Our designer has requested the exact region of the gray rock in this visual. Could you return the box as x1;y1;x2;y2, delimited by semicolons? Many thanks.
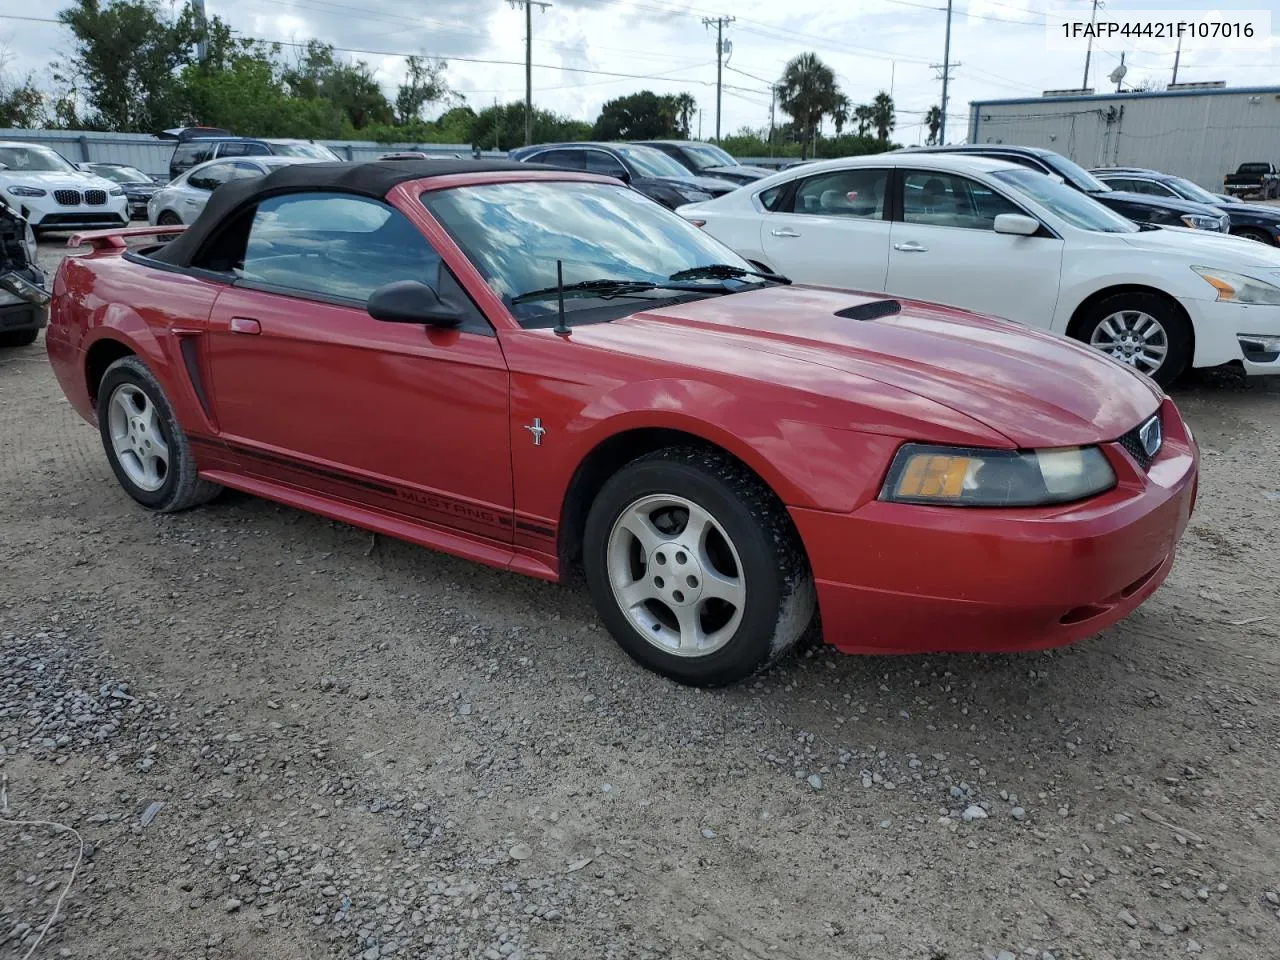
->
807;774;823;791
1186;940;1202;954
700;828;717;839
1117;909;1137;928
1011;807;1026;820
962;804;988;822
508;843;532;861
225;898;242;913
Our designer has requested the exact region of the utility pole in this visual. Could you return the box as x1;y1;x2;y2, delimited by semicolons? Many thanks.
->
930;0;958;144
192;0;208;61
1114;51;1125;92
1172;34;1182;84
768;85;776;157
509;0;552;146
702;15;735;144
1082;0;1102;90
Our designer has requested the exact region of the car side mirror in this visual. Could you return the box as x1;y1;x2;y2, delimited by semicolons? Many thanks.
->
367;280;464;328
993;213;1041;237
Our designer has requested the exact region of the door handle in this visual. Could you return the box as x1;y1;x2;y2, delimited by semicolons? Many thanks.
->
771;228;801;238
893;241;928;252
229;317;261;335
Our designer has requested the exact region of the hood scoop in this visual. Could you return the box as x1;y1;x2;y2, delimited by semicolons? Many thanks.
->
835;299;901;322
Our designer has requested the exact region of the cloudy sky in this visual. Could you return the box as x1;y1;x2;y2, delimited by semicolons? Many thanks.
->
1;0;1277;142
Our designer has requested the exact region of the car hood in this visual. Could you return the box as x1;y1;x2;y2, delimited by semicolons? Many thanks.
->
0;171;116;191
1096;189;1221;217
575;284;1162;448
700;164;771;181
642;174;735;195
1119;226;1280;268
1223;201;1280;222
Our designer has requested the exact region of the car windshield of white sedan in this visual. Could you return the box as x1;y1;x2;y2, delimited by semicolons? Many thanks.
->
614;145;694;179
682;144;737;170
423;181;764;325
0;145;76;173
993;169;1139;233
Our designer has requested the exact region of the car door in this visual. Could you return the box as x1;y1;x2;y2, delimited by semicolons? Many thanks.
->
757;166;893;291
182;161;240;221
885;169;1064;328
201;190;514;543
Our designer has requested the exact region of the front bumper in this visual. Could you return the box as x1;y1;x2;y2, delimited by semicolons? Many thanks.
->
19;196;130;231
1180;294;1280;374
791;398;1198;655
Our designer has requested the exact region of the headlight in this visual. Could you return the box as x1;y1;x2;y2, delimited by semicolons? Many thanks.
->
677;189;713;202
109;186;125;196
880;443;1116;507
1180;214;1220;230
22;222;37;263
6;185;47;197
1191;266;1280;305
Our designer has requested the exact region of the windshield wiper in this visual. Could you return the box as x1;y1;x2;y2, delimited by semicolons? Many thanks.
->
668;263;790;284
510;278;657;304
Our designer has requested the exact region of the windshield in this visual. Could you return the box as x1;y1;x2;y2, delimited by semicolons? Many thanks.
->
270;142;341;160
682;143;737;170
1042;153;1112;193
0;145;76;173
1238;163;1271;175
614;144;694;179
1167;176;1221;205
88;164;152;184
994;168;1139;233
422;180;760;326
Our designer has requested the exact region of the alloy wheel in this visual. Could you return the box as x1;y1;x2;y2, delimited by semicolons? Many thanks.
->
107;383;169;492
605;494;746;657
1090;309;1169;376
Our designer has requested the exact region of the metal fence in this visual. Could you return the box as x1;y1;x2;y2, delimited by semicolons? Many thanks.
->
0;128;504;180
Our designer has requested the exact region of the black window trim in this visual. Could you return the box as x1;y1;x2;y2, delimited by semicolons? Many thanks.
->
583;147;628;178
894;166;1061;239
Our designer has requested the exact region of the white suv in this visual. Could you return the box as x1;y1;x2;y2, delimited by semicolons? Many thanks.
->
0;142;129;235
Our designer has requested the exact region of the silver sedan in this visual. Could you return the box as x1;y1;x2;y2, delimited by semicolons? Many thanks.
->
148;156;327;226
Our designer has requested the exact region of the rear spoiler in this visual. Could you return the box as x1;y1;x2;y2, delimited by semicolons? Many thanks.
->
68;224;187;250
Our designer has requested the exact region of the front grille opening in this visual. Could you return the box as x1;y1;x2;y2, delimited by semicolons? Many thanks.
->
1116;412;1163;471
84;189;107;205
54;189;83;206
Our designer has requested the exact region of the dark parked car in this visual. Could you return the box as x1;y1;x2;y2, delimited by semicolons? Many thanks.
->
167;128;341;180
902;144;1230;234
637;140;773;185
507;142;736;208
1093;166;1280;246
0;204;49;347
1223;161;1280;200
78;162;160;220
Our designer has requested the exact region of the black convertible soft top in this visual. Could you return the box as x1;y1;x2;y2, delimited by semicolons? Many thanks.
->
150;158;541;267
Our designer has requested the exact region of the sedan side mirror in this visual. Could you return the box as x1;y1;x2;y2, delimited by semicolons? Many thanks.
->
993;213;1041;237
367;280;464;328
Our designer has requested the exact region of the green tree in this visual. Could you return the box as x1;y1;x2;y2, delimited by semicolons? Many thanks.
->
471;101;590;151
395;55;453;125
673;93;697;138
832;93;851;136
282;40;393;130
0;70;49;128
925;104;942;145
853;104;873;137
870;91;895;142
776;53;842;159
56;0;200;131
592;90;687;140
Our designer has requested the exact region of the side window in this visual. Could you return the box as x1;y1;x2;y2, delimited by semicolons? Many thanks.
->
758;185;783;210
188;162;236;191
789;168;888;219
1100;177;1135;192
216;142;249;158
536;149;586;171
585;150;627;178
230;192;486;330
244;142;272;156
1135;179;1175;197
230;161;268;181
902;171;1021;229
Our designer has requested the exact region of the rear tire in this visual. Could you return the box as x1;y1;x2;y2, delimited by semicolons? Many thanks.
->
96;356;221;513
1071;291;1192;389
583;446;816;688
0;328;38;347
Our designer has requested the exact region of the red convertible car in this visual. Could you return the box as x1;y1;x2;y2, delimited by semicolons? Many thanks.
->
45;160;1199;687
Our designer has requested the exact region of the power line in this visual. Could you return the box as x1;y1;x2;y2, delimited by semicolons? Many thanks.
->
507;0;552;147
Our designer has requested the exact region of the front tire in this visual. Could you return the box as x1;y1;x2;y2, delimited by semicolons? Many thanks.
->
0;328;38;347
1233;227;1275;245
96;356;221;513
1072;292;1192;389
583;447;816;687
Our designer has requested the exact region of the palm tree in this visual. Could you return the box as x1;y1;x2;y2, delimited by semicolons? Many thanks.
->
854;104;873;137
925;104;942;145
673;93;697;138
832;93;851;136
871;91;896;142
776;52;842;159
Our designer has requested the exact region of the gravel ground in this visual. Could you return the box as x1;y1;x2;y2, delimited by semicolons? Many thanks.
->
2;240;1279;960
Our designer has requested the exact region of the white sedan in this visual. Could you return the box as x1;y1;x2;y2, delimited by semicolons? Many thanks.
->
149;156;326;226
676;153;1280;386
0;141;129;234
